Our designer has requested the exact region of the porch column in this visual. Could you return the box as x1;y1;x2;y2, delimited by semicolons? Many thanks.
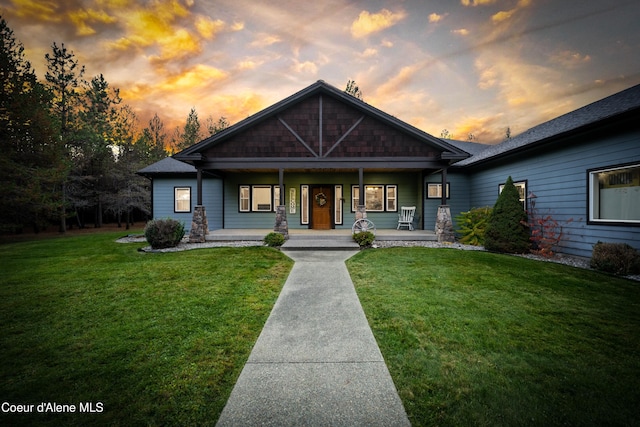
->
189;166;209;243
435;167;454;243
356;168;366;220
274;168;289;238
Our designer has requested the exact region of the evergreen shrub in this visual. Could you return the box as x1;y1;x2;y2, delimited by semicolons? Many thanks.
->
484;176;530;253
144;218;185;249
353;231;375;248
455;206;492;246
264;232;285;247
590;242;640;276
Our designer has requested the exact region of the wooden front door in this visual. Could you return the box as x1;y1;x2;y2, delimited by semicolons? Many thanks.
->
311;186;333;230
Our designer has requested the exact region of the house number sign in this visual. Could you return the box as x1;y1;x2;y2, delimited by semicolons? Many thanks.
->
289;188;296;214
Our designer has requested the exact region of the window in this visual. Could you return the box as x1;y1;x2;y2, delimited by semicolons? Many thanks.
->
351;185;398;212
589;163;640;224
252;185;272;212
426;183;450;199
499;180;527;209
301;185;309;224
174;187;191;212
334;185;343;225
365;185;384;211
273;186;281;209
239;185;281;212
239;186;250;212
386;185;397;211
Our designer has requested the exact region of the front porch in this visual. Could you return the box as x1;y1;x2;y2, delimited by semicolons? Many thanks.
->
205;228;437;250
205;228;437;241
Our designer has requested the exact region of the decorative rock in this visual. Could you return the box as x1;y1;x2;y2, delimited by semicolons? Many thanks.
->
274;205;289;239
189;205;209;243
436;205;455;243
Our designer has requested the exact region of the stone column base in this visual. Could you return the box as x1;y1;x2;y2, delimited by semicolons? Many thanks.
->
436;205;455;243
189;205;208;243
355;205;367;221
274;205;289;239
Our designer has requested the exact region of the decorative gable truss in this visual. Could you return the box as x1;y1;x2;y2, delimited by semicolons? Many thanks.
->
176;81;467;171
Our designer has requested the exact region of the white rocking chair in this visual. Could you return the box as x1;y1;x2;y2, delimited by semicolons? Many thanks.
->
397;206;416;231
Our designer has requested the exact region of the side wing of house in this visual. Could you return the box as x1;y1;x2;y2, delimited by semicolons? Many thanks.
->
137;157;223;232
451;110;639;258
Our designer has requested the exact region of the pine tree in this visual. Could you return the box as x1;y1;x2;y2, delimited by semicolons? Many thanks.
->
484;176;530;253
0;18;65;232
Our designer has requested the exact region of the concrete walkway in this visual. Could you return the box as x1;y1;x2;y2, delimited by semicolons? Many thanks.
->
216;250;411;426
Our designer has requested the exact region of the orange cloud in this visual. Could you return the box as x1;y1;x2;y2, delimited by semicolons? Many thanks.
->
453;114;505;143
204;92;266;124
8;0;61;21
195;15;225;39
453;28;470;36
491;0;531;24
377;64;422;97
550;50;591;69
159;64;228;91
429;13;446;23
350;9;406;38
250;34;282;48
68;8;117;36
461;0;496;6
359;47;378;58
291;60;318;75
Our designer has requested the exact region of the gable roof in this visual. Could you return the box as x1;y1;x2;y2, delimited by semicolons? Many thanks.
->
456;83;640;167
137;156;196;177
442;139;492;156
174;80;469;166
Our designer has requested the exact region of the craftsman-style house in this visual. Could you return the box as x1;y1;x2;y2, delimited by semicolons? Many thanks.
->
138;81;640;258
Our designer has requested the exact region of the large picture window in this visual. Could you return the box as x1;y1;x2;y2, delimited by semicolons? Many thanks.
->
351;185;398;212
238;185;281;212
174;187;191;213
589;163;640;224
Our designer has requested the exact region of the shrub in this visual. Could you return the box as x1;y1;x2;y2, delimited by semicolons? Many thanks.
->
455;206;492;246
264;232;285;247
590;242;640;276
484;176;530;254
144;218;185;249
524;191;573;258
353;231;375;248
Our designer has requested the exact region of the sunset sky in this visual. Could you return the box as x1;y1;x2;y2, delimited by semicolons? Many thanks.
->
2;0;639;143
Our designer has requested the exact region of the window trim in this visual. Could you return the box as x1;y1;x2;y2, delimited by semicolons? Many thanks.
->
238;185;282;213
386;184;398;212
498;179;527;211
174;187;192;213
300;185;309;225
351;184;398;212
587;162;640;226
239;185;250;212
334;185;343;225
426;183;450;200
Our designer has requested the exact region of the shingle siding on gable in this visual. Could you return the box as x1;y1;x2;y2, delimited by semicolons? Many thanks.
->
453;128;640;258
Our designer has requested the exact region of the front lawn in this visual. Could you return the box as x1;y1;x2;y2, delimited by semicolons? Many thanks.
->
348;248;640;427
0;233;293;426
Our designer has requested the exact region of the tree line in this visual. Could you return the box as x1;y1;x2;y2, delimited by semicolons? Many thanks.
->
0;17;228;234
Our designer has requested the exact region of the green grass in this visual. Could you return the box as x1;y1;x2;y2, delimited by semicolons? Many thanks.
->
348;248;640;427
0;232;293;426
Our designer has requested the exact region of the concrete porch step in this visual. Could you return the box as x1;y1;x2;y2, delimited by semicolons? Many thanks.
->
281;235;360;250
